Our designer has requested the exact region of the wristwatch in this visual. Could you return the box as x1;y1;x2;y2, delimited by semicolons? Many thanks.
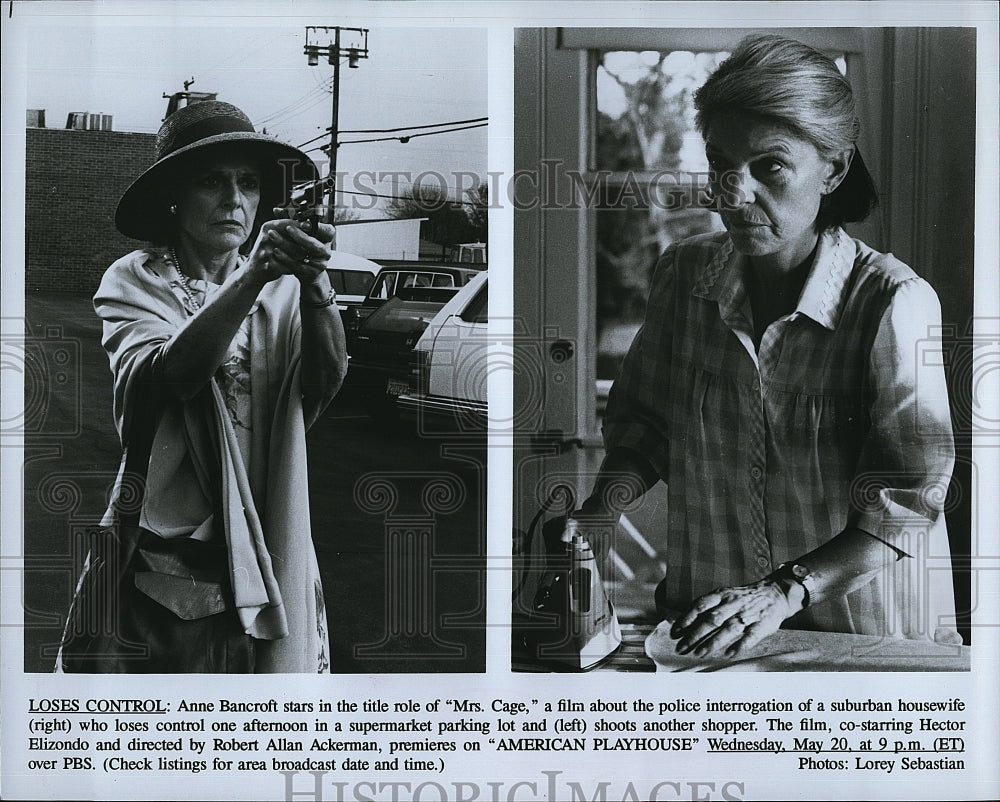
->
773;562;815;609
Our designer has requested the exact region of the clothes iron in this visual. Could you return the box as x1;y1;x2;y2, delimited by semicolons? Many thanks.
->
516;514;622;670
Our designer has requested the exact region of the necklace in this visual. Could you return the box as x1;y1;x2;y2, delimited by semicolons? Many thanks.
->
169;248;201;312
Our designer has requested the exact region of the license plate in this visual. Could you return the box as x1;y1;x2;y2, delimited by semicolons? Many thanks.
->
386;379;408;397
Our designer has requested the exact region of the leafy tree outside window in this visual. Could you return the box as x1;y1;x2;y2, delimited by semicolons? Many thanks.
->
594;50;728;381
593;49;846;382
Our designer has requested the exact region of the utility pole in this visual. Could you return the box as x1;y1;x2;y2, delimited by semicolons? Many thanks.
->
304;26;370;223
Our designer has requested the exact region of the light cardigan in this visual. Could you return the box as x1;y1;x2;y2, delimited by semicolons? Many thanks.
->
95;248;330;673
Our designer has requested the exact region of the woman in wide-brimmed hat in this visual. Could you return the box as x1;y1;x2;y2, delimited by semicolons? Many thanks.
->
58;100;347;673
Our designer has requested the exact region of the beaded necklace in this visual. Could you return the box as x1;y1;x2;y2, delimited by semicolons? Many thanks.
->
168;248;202;312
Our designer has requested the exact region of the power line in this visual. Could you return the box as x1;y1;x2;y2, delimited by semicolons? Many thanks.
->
278;91;335;126
288;177;486;208
339;116;487;134
295;117;488;150
256;85;329;124
254;79;333;127
336;187;487;207
366;171;483;194
255;91;331;129
293;171;488;202
297;129;334;150
336;122;487;148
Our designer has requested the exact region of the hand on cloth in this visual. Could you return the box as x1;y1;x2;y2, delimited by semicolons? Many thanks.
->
670;578;804;659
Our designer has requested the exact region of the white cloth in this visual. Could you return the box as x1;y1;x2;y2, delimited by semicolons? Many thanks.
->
94;248;330;672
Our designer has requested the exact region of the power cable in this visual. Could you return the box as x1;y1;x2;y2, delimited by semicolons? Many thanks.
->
254;78;334;127
336;187;488;207
339;116;487;134
335;122;487;148
287;176;487;209
255;86;329;125
295;117;488;150
297;129;333;150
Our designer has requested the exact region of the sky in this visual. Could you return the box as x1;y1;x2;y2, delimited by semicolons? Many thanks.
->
20;10;488;216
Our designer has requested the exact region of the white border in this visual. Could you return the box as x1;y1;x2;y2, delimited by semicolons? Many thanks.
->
2;2;997;801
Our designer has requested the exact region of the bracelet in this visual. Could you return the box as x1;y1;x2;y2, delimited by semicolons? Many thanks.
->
300;287;337;309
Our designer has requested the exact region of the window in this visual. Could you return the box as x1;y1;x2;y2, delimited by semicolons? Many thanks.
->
327;269;377;297
370;272;397;301
460;285;488;324
594;49;728;380
514;28;868;439
592;46;847;381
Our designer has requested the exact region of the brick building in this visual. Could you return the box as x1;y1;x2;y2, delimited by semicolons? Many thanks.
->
25;121;155;294
24;103;475;293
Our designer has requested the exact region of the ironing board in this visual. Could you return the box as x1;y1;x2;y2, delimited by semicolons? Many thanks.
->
514;622;970;672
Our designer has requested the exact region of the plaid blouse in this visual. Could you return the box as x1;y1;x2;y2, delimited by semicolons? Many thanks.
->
604;227;958;640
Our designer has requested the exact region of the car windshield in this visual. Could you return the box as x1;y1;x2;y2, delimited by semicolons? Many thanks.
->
365;298;447;334
327;269;376;296
369;270;460;300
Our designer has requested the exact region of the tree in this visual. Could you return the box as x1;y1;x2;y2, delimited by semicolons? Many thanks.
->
332;205;361;223
598;53;688;172
594;50;726;378
595;51;727;307
387;182;486;249
466;182;489;245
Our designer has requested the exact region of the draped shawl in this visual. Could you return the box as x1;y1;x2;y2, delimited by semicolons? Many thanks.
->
95;248;329;673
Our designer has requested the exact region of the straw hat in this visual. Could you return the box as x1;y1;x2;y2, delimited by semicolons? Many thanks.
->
115;100;319;242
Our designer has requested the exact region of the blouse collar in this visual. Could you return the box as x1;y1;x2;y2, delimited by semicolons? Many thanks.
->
694;227;856;331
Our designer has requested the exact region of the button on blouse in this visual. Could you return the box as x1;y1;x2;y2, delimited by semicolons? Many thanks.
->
603;228;956;639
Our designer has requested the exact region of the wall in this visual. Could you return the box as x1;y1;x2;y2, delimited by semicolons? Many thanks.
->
25;127;155;294
335;217;424;260
878;28;978;640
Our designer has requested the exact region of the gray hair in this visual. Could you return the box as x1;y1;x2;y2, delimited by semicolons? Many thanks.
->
694;34;877;225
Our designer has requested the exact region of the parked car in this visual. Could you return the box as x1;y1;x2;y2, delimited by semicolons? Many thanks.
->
344;262;485;348
398;271;488;431
325;251;381;329
347;286;460;419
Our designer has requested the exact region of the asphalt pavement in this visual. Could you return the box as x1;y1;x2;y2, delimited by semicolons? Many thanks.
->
20;291;485;673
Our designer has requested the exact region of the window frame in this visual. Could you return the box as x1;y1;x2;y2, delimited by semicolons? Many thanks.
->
564;28;876;438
